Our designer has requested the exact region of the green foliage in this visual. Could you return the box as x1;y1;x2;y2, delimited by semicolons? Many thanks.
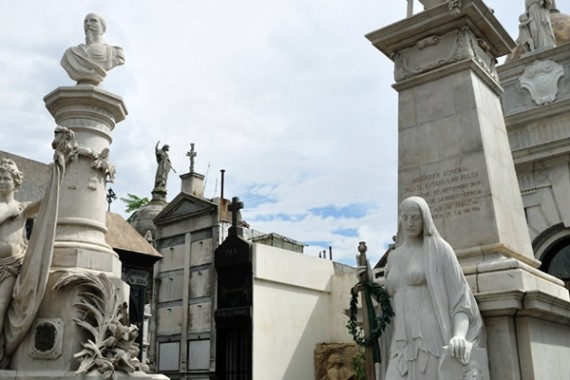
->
351;348;366;380
120;193;149;214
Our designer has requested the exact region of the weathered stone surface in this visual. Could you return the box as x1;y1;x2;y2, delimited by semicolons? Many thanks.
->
314;343;359;380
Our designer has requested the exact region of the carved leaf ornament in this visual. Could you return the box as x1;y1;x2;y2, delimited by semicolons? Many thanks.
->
519;59;565;105
54;271;147;380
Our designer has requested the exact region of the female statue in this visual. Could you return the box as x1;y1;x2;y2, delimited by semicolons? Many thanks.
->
154;142;175;191
0;159;41;365
525;0;556;50
381;196;486;379
0;127;71;366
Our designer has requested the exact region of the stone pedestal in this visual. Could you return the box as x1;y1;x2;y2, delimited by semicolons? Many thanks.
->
5;85;167;379
180;172;205;198
366;1;570;378
7;85;128;373
44;85;126;256
367;0;534;267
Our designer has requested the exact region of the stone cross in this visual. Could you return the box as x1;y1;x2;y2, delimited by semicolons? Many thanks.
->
228;196;244;228
186;143;197;173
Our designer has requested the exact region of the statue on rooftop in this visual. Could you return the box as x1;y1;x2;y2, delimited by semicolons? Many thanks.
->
61;13;125;85
524;0;556;50
154;142;176;191
517;13;536;52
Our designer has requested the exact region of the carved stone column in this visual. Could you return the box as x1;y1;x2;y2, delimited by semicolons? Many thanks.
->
7;85;130;374
44;84;126;276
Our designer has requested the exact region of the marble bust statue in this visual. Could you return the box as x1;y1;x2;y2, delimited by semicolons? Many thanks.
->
61;13;125;85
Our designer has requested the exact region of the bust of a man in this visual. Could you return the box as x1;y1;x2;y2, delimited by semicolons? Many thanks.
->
61;13;125;85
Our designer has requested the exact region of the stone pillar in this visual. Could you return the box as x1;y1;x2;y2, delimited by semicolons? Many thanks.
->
367;0;535;267
7;85;130;374
366;1;570;379
43;84;126;275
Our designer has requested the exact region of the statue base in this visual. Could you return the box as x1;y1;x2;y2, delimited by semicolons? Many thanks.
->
151;189;168;204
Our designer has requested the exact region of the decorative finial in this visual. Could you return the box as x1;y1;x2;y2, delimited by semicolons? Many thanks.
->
358;241;367;255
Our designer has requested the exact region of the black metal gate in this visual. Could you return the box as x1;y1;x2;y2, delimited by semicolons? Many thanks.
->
216;327;252;380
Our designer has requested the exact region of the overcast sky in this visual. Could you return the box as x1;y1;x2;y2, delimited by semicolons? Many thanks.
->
0;0;545;265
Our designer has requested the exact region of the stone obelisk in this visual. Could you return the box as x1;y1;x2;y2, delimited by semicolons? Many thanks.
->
366;1;570;379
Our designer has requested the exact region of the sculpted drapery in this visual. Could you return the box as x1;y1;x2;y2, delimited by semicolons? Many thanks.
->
525;0;556;50
381;196;486;379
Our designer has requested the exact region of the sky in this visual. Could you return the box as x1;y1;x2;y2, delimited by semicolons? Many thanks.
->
0;0;540;266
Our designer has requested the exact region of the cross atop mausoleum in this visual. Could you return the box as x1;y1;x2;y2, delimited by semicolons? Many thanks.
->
228;196;244;228
186;143;197;173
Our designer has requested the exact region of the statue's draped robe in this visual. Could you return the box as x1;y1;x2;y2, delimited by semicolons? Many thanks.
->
61;43;124;84
154;150;172;190
3;162;62;358
526;0;556;49
380;198;485;379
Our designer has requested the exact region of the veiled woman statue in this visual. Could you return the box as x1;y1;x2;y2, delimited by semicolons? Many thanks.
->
380;196;487;379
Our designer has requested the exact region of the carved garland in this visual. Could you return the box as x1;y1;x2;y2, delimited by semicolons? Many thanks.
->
394;27;497;82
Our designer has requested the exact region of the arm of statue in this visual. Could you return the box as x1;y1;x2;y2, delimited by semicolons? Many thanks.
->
155;141;160;151
22;199;42;219
450;312;472;365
